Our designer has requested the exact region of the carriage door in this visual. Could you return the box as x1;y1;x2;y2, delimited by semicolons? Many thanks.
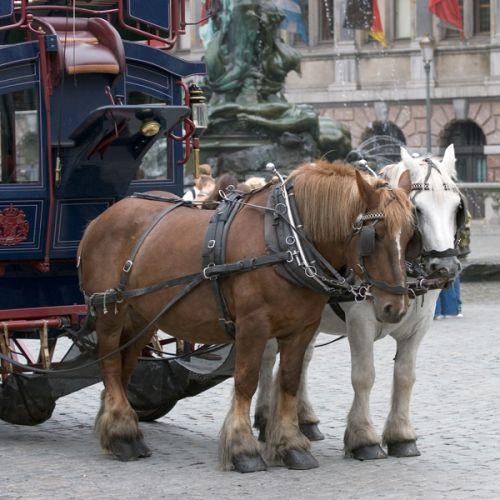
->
0;79;46;262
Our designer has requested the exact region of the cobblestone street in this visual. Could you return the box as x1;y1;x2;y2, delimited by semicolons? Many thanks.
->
1;282;499;500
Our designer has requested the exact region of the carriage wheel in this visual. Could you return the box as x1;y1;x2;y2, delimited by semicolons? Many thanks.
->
128;342;235;422
135;399;177;422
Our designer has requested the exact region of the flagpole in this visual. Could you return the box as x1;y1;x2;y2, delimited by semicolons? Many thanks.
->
419;35;435;154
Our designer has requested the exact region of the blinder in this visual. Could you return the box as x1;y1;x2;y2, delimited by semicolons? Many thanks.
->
359;223;376;257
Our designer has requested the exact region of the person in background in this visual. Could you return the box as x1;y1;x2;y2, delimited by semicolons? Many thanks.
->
182;164;215;202
434;205;472;319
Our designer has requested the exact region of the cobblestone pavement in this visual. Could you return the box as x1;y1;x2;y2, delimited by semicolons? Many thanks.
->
1;282;499;500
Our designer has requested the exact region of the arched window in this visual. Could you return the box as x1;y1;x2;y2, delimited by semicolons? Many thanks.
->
441;120;486;182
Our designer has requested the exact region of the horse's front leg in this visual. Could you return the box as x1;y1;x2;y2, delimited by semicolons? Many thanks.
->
383;332;425;457
253;338;278;442
219;321;269;473
265;328;320;470
344;317;386;460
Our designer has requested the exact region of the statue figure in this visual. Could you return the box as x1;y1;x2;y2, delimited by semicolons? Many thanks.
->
199;0;351;175
201;0;300;105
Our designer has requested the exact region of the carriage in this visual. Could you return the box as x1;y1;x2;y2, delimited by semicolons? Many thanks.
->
0;0;235;426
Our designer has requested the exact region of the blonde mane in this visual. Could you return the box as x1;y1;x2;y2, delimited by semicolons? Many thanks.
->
289;161;413;243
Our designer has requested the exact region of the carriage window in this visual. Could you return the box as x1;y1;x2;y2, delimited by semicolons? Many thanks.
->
0;89;40;183
128;91;168;180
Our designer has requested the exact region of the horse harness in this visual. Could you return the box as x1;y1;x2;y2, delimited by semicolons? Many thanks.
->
408;157;466;261
84;179;407;340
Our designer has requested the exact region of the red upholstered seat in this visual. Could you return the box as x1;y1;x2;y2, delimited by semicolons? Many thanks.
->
35;17;125;75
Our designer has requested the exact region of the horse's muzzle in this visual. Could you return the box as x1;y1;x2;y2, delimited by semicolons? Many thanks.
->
427;256;461;279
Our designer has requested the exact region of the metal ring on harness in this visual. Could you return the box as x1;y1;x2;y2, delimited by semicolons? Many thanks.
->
305;265;317;278
275;202;287;214
285;235;296;245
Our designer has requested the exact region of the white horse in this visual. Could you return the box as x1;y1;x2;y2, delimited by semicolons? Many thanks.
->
255;144;463;460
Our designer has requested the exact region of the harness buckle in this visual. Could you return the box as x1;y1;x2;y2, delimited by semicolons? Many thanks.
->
123;260;133;273
203;263;217;280
207;239;216;249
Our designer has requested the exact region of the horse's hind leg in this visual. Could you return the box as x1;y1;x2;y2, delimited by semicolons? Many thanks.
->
219;320;269;473
265;330;319;470
296;332;324;441
94;309;148;461
344;324;386;460
382;333;424;457
253;338;278;441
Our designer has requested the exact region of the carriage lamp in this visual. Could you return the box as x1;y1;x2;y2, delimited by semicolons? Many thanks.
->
138;108;161;137
188;83;208;178
141;119;161;137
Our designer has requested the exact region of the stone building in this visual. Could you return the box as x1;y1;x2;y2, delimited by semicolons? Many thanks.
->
178;0;500;182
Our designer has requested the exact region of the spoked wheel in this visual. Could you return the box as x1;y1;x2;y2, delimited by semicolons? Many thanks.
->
128;335;235;422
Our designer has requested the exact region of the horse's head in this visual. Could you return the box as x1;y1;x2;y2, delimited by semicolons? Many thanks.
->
290;161;414;323
398;145;463;280
349;170;414;323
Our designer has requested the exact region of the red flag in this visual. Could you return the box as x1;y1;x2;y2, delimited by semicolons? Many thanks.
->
370;0;387;48
429;0;463;35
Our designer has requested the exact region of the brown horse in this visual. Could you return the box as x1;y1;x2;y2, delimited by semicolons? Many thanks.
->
77;160;414;472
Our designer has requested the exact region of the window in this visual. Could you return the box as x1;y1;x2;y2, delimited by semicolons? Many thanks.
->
0;89;39;183
319;0;334;42
394;0;411;39
474;0;490;34
128;91;169;181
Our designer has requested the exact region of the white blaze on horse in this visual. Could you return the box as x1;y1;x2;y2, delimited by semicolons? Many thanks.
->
255;144;463;460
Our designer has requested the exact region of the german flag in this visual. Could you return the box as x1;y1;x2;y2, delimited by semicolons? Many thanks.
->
343;0;388;48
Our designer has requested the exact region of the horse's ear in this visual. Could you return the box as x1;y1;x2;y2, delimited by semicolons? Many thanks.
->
442;144;457;177
398;169;412;195
355;170;376;207
400;147;421;182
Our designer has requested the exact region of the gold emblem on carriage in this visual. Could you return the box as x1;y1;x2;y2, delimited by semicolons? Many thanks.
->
0;205;29;246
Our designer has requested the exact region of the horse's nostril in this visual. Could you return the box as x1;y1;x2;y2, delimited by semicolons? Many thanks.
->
383;304;393;316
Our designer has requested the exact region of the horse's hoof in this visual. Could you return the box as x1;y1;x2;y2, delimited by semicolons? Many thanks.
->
350;444;387;461
283;449;319;470
232;453;267;473
135;438;152;458
387;440;421;458
110;437;151;461
300;423;325;441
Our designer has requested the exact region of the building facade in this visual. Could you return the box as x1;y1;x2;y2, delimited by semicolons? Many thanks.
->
178;0;500;182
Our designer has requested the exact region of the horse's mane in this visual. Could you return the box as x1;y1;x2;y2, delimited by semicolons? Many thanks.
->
289;161;413;243
381;156;459;202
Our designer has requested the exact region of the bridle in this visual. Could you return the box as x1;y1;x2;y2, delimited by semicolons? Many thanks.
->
351;209;409;297
268;169;410;300
409;157;465;261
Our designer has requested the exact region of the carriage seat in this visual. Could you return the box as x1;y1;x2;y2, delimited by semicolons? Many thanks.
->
34;17;125;75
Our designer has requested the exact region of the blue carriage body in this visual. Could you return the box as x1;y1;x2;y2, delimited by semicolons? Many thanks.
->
0;1;205;315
